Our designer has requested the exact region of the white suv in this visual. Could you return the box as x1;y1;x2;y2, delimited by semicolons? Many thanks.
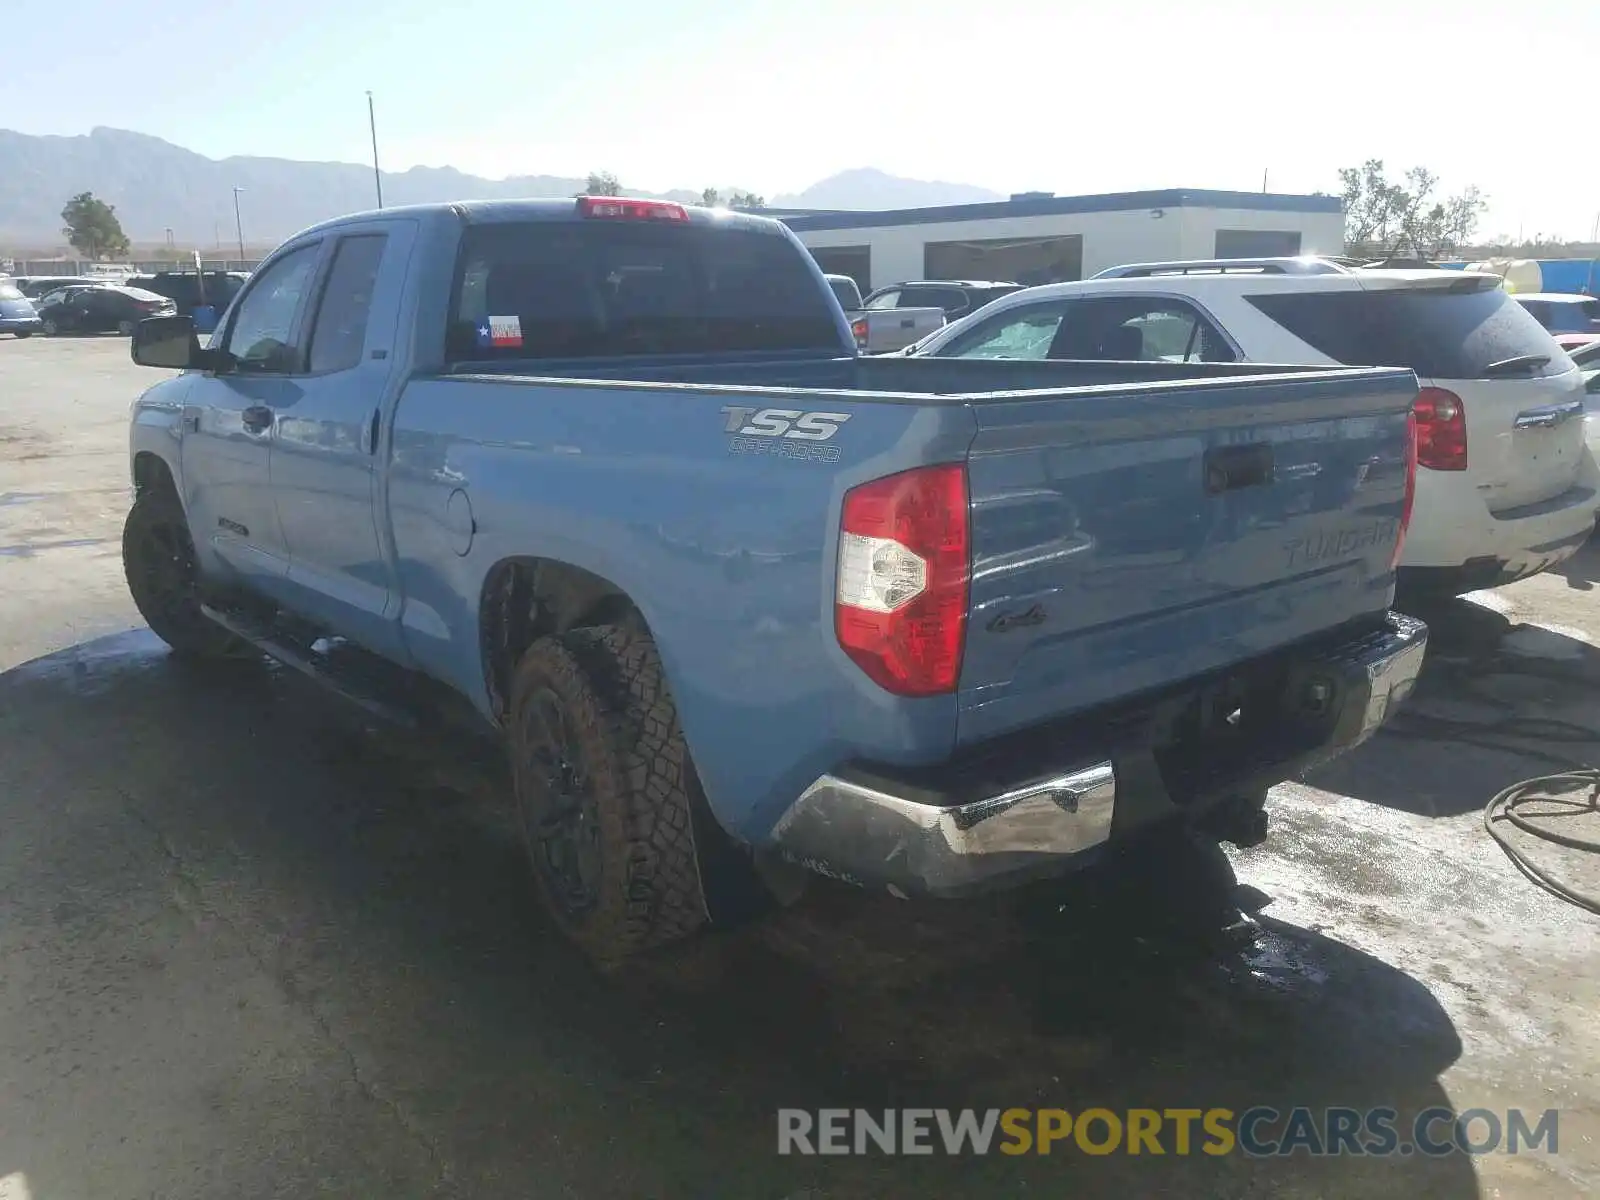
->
910;258;1599;596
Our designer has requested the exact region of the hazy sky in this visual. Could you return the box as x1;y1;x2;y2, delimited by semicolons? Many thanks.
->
10;0;1597;238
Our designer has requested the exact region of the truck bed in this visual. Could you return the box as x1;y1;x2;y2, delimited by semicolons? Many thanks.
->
392;354;1416;840
441;351;1347;396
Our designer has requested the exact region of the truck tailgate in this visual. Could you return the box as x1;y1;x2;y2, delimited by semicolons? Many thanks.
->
957;369;1418;744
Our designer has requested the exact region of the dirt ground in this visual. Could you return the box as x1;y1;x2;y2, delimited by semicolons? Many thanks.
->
1;335;1597;1198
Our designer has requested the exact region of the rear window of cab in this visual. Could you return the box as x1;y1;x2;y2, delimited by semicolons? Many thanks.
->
447;220;843;362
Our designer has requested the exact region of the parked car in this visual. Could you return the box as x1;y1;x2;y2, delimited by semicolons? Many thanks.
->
1569;338;1600;390
38;284;176;335
121;200;1425;966
862;279;1024;324
13;275;103;301
824;273;944;354
0;281;43;338
1515;292;1600;335
125;270;249;317
912;255;1598;598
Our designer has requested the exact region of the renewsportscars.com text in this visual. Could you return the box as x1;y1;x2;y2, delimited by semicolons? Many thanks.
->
777;1106;1559;1158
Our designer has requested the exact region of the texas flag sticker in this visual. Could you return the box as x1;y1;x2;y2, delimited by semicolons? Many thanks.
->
476;314;523;349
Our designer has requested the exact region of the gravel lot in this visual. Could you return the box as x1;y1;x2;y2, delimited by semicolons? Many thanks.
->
1;335;1597;1198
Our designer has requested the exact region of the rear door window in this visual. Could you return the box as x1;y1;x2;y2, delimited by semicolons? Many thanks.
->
898;286;967;315
1247;285;1568;378
307;234;388;373
1058;296;1237;362
448;220;841;361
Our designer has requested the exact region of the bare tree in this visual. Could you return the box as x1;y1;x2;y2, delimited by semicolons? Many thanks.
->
580;171;622;197
1339;160;1485;259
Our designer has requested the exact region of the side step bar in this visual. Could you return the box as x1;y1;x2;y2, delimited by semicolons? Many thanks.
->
200;604;419;728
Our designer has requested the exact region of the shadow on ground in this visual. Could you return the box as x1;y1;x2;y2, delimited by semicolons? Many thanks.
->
0;631;1480;1199
1307;592;1600;819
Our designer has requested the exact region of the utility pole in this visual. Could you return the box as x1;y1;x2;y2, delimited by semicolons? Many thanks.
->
367;91;384;209
232;187;246;264
1262;168;1269;193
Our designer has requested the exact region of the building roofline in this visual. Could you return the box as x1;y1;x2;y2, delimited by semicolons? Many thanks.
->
780;188;1343;233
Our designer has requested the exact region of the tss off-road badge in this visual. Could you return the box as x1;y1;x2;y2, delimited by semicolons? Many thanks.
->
721;406;852;462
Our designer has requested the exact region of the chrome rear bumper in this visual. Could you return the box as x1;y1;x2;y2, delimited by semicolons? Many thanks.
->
768;611;1427;898
770;762;1117;897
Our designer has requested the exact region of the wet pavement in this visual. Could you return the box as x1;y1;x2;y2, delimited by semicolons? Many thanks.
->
1;338;1598;1198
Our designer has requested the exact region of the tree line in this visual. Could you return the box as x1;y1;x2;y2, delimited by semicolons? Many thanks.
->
581;171;765;209
53;163;1543;264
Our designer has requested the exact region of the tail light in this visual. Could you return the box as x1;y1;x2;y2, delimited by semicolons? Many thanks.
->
835;464;970;696
851;318;869;350
576;196;688;222
1391;410;1418;570
1413;386;1467;471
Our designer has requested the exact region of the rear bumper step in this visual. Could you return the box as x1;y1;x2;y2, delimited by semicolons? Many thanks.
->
768;611;1427;897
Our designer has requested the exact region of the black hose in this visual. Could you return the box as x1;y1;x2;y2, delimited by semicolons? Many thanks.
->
1483;769;1600;916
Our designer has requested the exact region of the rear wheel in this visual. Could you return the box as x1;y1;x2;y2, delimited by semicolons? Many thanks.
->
122;490;249;659
13;331;31;340
508;624;708;967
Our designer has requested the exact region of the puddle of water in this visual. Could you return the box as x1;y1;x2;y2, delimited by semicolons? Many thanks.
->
1500;625;1593;662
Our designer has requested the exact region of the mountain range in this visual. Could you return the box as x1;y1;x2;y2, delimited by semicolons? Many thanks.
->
0;127;1004;249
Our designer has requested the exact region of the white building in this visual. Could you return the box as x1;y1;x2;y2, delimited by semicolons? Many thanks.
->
779;189;1345;293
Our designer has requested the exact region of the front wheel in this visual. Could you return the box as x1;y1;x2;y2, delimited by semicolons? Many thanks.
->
41;318;58;336
117;319;136;335
13;331;31;340
509;624;709;967
122;491;250;659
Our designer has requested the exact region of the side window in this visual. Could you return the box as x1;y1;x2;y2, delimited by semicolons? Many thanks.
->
902;287;965;314
939;301;1076;360
223;243;321;373
1060;298;1236;362
307;235;388;374
864;289;900;310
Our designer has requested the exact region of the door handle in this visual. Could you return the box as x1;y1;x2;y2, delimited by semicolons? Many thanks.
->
1204;442;1275;494
241;405;275;435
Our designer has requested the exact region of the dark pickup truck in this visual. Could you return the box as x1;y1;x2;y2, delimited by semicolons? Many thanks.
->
123;196;1426;965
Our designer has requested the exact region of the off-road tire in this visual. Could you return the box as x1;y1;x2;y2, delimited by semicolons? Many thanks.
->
509;624;709;967
122;491;249;659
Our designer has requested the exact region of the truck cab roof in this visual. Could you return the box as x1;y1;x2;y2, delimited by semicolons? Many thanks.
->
288;197;790;242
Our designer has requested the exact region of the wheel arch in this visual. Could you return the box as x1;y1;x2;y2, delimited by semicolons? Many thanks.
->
132;449;179;501
477;556;647;724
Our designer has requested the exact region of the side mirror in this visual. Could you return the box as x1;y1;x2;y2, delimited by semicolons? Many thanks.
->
130;314;217;371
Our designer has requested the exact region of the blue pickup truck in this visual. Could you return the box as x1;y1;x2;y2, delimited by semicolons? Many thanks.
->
123;196;1427;965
